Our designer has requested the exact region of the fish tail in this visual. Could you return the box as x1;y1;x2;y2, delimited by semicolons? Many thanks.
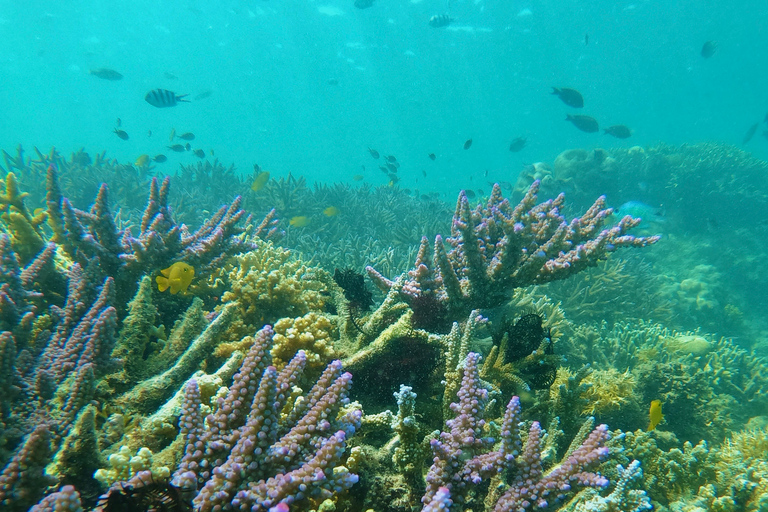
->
156;276;169;292
177;94;190;102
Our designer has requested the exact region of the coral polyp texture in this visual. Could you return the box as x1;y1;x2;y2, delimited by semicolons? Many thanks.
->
367;180;659;319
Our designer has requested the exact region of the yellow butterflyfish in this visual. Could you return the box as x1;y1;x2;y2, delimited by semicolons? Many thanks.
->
156;262;195;294
251;171;270;192
647;400;663;431
289;215;311;227
323;206;340;217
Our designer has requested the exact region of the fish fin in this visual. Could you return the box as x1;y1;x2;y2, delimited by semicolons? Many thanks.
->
177;94;190;103
156;276;169;292
160;266;172;277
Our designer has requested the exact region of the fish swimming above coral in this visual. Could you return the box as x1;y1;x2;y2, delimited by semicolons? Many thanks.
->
566;114;599;133
509;136;527;152
648;400;663;430
145;88;190;108
113;128;129;140
552;87;584;108
604;125;632;138
156;262;194;294
89;68;123;80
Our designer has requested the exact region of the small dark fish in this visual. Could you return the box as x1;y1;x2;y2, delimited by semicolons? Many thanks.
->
153;154;167;163
368;148;380;159
386;162;398;173
465;189;476;199
386;155;397;163
604;125;632;139
164;72;178;80
552;87;584;108
484;169;488;177
168;144;186;152
422;170;427;177
701;40;718;58
115;117;121;127
477;189;484;196
565;114;599;133
379;165;388;173
743;123;759;144
429;14;452;28
147;130;152;137
354;0;374;9
194;90;213;100
585;33;589;45
508;137;527;152
178;132;195;141
193;149;205;158
90;68;123;80
500;181;513;191
327;78;339;86
113;128;129;140
428;153;436;160
145;89;190;108
464;139;473;150
184;143;191;151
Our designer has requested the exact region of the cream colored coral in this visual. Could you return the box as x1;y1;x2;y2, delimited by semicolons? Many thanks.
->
94;446;170;486
271;312;338;369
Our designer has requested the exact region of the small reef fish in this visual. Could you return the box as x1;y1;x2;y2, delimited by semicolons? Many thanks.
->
168;144;186;152
178;132;195;141
552;87;584;108
251;171;270;192
145;89;190;108
743;122;759;144
169;128;176;141
135;154;150;167
604;125;632;139
354;0;375;8
192;149;205;158
647;400;663;431
701;40;718;58
368;148;380;159
508;137;527;152
164;72;178;80
115;118;122;127
156;262;194;294
464;189;476;199
352;174;364;181
386;162;398;173
616;201;665;230
194;90;213;100
323;206;340;217
113;128;129;140
429;14;452;28
89;68;123;80
464;139;473;150
153;154;167;163
422;170;427;177
289;215;311;227
565;114;599;133
386;155;398;163
428;153;436;160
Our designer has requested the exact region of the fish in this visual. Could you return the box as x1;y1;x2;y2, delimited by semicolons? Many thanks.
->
429;14;452;28
153;154;167;163
565;114;599;133
289;216;311;227
352;174;364;181
194;90;213;100
464;139;473;150
585;33;589;45
743;123;759;144
422;170;427;177
477;189;484;196
115;118;121;127
89;68;123;80
164;72;178;80
147;130;152;137
508;137;527;152
185;143;191;151
169;128;176;141
386;155;397;163
428;153;436;160
386;162;398;173
145;89;190;108
327;78;339;86
551;87;584;108
647;400;663;431
701;40;718;58
168;144;186;152
764;112;768;124
113;128;129;140
464;189;476;199
156;262;195;294
368;148;380;159
323;206;340;217
135;154;150;167
178;132;195;141
616;201;665;229
354;0;374;8
604;125;632;139
251;171;270;192
192;149;205;158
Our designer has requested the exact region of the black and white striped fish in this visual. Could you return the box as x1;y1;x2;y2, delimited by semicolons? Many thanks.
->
428;14;452;28
144;89;190;108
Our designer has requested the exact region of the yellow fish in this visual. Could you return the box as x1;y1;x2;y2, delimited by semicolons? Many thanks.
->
251;171;270;192
156;262;195;294
169;128;176;141
647;400;663;431
289;215;311;227
135;154;150;167
323;206;340;217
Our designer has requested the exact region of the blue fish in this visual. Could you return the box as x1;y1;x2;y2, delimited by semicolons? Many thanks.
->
145;89;190;108
615;201;665;230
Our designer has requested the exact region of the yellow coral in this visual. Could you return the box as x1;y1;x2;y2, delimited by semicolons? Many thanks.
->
271;312;338;370
554;368;637;416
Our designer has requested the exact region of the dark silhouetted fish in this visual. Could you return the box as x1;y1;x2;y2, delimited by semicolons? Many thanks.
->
178;132;195;141
327;78;339;86
422;170;427;177
585;33;589;45
145;89;190;108
354;0;374;8
194;90;213;100
743;123;759;144
465;189;476;199
168;144;186;152
464;138;473;150
604;125;632;139
90;68;123;80
552;87;584;108
509;137;527;152
368;148;380;159
113;128;129;140
428;153;436;160
386;155;397;163
386;162;398;173
565;114;599;133
153;154;167;163
429;14;452;28
701;40;718;58
193;149;205;158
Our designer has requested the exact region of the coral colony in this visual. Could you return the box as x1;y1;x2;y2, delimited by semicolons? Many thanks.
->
1;144;767;512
